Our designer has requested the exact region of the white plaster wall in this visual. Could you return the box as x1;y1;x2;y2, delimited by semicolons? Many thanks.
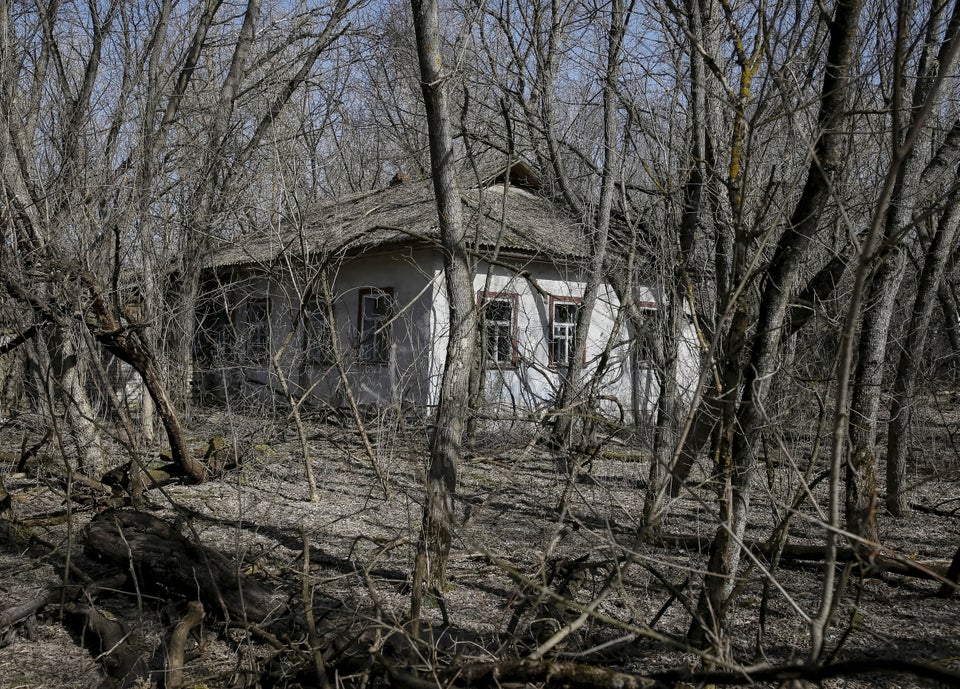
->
201;248;694;423
427;257;636;422
299;247;435;408
206;248;436;409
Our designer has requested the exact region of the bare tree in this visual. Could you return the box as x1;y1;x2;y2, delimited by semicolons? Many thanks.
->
408;0;478;612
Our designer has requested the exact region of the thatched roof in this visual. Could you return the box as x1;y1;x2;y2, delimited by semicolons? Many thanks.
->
206;169;587;269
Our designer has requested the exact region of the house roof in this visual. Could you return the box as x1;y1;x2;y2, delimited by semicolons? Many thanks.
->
206;166;587;269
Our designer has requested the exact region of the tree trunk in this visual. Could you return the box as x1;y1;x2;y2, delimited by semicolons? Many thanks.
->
550;0;625;452
847;246;906;543
885;202;960;515
409;0;476;612
51;326;106;477
689;0;865;647
847;0;960;536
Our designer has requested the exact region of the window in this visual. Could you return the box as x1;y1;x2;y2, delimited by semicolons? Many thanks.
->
243;299;270;365
479;292;517;366
550;297;580;367
358;288;393;363
304;301;334;364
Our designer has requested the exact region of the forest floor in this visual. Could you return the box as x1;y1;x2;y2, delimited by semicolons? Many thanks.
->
0;403;958;689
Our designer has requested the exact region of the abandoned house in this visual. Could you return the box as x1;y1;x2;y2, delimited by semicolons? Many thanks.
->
195;161;689;424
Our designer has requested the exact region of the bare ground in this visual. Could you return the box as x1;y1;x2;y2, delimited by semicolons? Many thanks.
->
0;407;958;688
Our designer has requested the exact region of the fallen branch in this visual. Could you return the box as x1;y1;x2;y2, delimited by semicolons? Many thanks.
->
937;544;960;597
440;659;663;689
440;656;960;689
0;574;127;631
656;533;951;583
166;601;204;689
650;657;960;687
65;603;150;688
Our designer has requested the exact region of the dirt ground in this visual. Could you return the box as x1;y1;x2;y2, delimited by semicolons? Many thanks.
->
0;407;958;688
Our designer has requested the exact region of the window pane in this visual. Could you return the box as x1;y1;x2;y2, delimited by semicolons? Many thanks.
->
551;300;577;366
480;296;514;364
488;299;511;323
555;302;577;324
360;292;391;362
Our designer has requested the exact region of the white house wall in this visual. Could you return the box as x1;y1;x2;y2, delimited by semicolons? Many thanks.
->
299;248;435;408
199;247;697;423
427;256;636;423
198;247;436;410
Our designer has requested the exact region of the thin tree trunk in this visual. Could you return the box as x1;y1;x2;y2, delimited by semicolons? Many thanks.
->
550;0;625;452
54;327;106;478
847;0;960;539
409;0;477;615
885;201;960;515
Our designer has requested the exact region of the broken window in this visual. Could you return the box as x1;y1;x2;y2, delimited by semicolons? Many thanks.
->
359;289;393;363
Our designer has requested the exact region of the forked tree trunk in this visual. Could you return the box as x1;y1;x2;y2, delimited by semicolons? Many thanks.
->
847;0;960;538
689;0;865;647
409;0;476;612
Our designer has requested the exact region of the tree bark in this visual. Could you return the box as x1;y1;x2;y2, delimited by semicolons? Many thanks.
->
409;0;477;613
847;0;960;537
690;0;865;647
550;0;625;452
885;201;960;515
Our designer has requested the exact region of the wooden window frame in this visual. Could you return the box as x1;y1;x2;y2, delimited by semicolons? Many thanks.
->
548;295;584;368
358;287;394;364
478;290;519;368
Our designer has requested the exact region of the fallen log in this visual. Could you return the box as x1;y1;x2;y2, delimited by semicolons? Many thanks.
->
65;603;151;689
0;574;127;631
83;510;287;626
654;533;951;583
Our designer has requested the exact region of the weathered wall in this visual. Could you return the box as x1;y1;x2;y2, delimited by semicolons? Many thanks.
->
196;246;698;424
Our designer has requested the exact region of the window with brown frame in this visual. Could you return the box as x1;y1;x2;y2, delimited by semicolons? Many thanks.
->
478;291;518;367
549;296;582;368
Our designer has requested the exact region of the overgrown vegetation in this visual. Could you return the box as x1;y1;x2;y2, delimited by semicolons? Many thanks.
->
1;0;960;686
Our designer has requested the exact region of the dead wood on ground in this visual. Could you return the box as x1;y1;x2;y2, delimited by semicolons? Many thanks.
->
64;603;151;689
938;544;960;597
83;510;287;626
166;600;205;689
0;574;127;631
655;532;952;583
